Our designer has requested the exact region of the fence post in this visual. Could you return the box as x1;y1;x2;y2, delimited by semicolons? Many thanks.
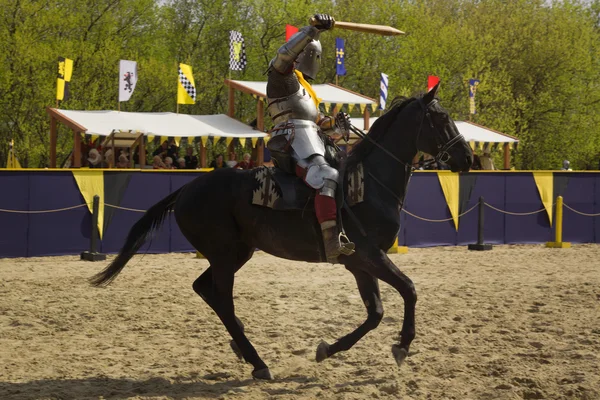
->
546;196;571;249
468;196;492;251
81;195;107;261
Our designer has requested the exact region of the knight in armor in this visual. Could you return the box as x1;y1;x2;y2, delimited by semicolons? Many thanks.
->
266;13;355;263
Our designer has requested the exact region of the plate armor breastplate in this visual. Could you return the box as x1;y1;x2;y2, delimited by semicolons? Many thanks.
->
267;86;319;126
267;87;324;160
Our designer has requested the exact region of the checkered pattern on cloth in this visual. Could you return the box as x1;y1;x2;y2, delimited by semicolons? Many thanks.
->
229;30;247;71
178;67;196;101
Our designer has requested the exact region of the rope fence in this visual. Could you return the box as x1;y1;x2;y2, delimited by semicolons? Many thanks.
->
484;202;547;216
1;200;598;219
402;203;479;222
563;203;600;217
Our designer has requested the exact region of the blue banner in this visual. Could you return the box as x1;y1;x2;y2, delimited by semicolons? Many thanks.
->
335;38;347;76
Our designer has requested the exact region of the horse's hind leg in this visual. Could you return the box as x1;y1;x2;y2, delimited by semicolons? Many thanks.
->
316;267;383;362
208;260;273;380
192;267;245;360
191;244;271;380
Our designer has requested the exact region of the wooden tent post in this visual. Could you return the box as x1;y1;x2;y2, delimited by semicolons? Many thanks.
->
503;143;510;169
256;99;265;166
50;116;57;168
257;142;264;167
200;139;207;168
73;131;82;168
139;136;146;169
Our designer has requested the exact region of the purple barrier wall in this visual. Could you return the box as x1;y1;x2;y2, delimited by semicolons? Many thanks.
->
0;170;598;258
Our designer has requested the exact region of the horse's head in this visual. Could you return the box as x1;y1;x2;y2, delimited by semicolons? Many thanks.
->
414;83;473;172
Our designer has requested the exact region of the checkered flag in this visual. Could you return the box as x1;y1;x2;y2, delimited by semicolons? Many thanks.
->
229;30;247;71
177;63;196;105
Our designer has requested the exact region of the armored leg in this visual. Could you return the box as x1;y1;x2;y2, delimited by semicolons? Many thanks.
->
301;155;355;263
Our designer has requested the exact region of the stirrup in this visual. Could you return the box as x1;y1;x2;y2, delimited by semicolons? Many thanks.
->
338;231;355;256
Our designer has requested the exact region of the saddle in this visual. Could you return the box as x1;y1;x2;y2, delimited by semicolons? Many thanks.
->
252;139;365;211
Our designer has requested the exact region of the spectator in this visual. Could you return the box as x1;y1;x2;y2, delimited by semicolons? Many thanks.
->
480;150;495;170
184;147;198;169
562;160;572;171
117;153;129;168
103;149;114;168
153;141;169;159
226;151;238;168
177;157;186;169
152;155;166;169
167;139;179;161
209;153;227;169
164;156;176;169
234;153;255;169
87;148;102;168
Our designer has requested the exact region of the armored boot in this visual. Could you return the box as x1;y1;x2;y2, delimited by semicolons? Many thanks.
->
320;220;355;264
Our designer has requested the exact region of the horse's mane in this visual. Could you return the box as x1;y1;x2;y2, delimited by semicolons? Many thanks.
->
346;96;416;169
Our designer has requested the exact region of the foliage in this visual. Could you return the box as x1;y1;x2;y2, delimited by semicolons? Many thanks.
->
1;0;599;170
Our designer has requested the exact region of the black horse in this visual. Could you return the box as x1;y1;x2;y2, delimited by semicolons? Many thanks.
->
91;83;472;380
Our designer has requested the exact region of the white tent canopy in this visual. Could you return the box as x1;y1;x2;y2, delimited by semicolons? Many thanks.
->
350;117;518;143
54;109;267;138
228;80;377;106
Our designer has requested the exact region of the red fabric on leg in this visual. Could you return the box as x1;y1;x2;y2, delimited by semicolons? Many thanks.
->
315;194;337;224
295;165;306;179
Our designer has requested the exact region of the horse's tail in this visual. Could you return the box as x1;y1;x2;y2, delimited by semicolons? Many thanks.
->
89;187;183;287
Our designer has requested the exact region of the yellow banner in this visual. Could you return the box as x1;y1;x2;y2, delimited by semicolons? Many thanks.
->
225;137;233;147
72;170;104;239
200;136;208;146
359;103;366;114
177;63;195;105
251;137;259;148
56;79;66;101
212;136;221;145
533;172;553;226
437;171;459;231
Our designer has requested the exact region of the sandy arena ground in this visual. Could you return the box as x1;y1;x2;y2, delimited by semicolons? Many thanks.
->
1;244;599;400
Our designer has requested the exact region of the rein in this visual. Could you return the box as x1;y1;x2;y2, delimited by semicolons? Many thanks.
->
347;97;464;203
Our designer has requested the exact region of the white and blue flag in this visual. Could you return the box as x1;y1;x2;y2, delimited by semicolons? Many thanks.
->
379;73;389;110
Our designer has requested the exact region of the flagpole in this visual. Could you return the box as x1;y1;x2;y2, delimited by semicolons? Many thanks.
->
335;74;338;86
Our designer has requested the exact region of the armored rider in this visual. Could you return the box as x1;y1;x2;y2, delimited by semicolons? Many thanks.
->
266;13;355;263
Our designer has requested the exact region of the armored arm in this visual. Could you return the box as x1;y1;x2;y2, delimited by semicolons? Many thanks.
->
318;112;351;140
270;14;335;74
270;26;320;74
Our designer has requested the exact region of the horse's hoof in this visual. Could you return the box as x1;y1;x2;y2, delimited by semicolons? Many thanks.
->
392;344;408;367
230;340;243;360
252;367;274;380
316;340;330;363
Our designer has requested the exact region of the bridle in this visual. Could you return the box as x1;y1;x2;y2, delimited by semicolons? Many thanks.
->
344;97;465;208
415;98;464;169
348;97;464;170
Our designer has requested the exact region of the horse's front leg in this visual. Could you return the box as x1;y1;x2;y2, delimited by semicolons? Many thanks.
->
316;267;383;362
363;248;417;367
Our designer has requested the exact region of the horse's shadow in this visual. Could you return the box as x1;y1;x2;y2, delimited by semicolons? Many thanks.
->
0;375;251;400
0;374;324;400
1;374;388;399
